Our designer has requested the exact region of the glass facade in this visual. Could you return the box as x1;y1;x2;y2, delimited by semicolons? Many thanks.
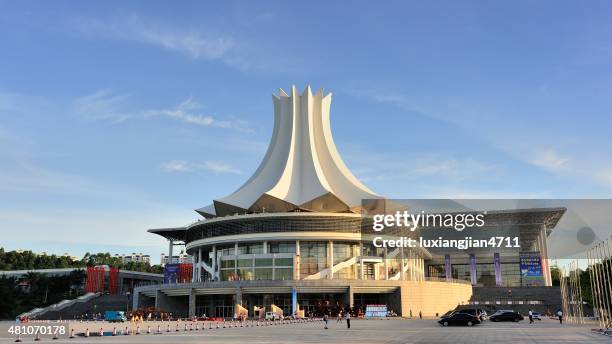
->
427;262;522;287
269;241;296;253
299;241;327;279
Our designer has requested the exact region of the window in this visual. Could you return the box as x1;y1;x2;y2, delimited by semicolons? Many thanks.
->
254;268;272;280
220;260;235;268
269;241;296;253
274;258;293;267
274;268;293;280
299;242;327;278
237;243;263;254
255;258;273;267
237;259;253;268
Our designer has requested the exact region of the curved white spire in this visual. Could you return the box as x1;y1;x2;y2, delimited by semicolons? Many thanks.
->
197;85;381;218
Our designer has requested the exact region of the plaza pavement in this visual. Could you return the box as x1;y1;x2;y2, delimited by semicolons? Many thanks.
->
0;318;609;343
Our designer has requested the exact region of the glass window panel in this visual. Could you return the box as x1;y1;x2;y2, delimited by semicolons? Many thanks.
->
274;258;293;267
255;258;273;267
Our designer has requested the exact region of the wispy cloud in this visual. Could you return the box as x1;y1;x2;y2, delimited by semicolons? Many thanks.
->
73;89;132;122
145;97;254;133
162;160;242;175
73;14;234;60
73;90;254;132
529;150;570;172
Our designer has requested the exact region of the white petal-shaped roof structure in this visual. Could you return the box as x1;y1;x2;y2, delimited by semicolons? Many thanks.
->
196;85;381;218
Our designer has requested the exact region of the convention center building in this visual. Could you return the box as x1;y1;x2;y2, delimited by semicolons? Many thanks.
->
132;86;565;318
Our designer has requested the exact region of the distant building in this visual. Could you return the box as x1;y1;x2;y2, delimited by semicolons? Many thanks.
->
160;252;192;266
115;253;151;264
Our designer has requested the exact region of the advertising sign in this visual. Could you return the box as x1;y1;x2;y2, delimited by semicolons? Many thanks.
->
494;253;502;287
469;253;477;285
520;252;544;286
163;263;179;284
365;304;387;318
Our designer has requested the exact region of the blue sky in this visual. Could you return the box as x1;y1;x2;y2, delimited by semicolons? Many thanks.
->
1;1;611;263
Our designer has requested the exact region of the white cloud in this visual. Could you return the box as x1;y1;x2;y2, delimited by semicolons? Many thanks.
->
162;160;242;175
73;90;254;132
73;89;132;122
529;150;570;171
145;97;254;133
162;160;191;172
74;14;234;60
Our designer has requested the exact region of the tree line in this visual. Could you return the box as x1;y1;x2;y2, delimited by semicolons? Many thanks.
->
0;248;163;274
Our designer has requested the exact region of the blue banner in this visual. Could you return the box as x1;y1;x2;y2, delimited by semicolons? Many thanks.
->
494;253;502;286
469;254;477;285
520;252;544;286
164;264;179;284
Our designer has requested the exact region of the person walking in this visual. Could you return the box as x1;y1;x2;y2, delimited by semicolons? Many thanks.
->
528;309;533;324
345;310;351;329
323;313;329;329
419;311;422;319
557;310;563;324
337;310;343;323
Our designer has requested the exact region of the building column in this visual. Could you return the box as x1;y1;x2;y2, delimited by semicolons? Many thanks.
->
198;248;202;282
400;248;405;281
132;291;139;310
189;289;196;318
541;225;552;286
263;241;268;254
235;287;243;307
328;241;334;279
295;240;300;280
212;245;217;281
384;247;389;280
168;240;174;265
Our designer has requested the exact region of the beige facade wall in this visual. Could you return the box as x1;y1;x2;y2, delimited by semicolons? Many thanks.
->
400;281;472;317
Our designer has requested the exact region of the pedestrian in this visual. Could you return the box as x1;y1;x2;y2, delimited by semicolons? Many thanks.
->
409;310;412;318
345;310;351;329
557;310;563;324
323;313;329;329
528;309;533;324
419;311;422;319
337;310;342;323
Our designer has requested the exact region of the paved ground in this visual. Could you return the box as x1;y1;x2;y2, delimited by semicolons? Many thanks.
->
0;318;609;343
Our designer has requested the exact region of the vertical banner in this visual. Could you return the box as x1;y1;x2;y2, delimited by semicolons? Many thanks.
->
494;253;502;287
444;254;451;281
520;252;544;286
164;264;179;284
292;287;297;317
469;253;477;285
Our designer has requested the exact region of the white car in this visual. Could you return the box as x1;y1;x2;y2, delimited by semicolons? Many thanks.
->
265;312;280;321
531;312;542;320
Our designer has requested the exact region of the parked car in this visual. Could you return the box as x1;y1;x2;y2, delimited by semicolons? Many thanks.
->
265;312;280;321
489;311;524;322
438;312;481;327
455;308;487;321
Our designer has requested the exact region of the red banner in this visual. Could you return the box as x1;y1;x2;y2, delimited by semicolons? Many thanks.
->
85;266;105;293
108;267;119;294
178;263;193;283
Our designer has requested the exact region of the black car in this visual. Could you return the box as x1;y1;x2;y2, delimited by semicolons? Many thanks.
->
489;311;524;322
438;312;481;327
